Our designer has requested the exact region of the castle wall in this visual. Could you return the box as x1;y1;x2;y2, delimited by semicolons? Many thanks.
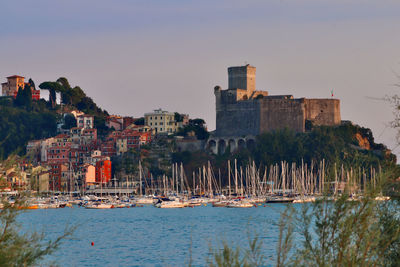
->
304;99;341;126
215;93;260;137
259;99;305;133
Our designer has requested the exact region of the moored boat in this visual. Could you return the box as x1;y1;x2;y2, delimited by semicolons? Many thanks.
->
154;199;185;208
226;201;253;208
85;203;115;209
265;196;294;203
212;201;230;207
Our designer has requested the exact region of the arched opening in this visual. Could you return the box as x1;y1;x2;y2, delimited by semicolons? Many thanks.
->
218;139;226;155
246;139;256;150
228;139;236;153
207;140;217;153
238;139;246;150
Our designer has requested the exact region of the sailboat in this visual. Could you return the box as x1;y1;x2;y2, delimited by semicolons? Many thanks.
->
85;170;114;209
226;200;254;208
154;198;186;208
135;161;155;204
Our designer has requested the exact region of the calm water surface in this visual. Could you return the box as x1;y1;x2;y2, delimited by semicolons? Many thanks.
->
19;204;293;266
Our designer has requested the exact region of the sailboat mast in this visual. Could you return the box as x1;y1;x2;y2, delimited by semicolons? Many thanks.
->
139;160;142;197
228;160;231;197
235;159;238;196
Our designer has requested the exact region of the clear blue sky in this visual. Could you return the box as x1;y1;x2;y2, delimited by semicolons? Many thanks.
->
1;0;400;155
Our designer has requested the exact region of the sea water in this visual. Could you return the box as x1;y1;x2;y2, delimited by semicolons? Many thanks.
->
18;204;294;266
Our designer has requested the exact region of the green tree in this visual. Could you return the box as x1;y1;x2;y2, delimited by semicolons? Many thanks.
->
174;112;184;122
14;86;25;107
62;114;77;130
134;117;145;126
176;118;209;140
39;81;63;109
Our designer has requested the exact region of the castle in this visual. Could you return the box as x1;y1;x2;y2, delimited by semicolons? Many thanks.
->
207;65;341;153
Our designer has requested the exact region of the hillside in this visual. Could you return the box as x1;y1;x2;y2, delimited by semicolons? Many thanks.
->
0;77;109;160
0;98;57;159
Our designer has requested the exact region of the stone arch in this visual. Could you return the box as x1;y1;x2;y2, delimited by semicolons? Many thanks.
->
237;139;246;150
218;139;226;154
228;139;236;152
207;139;217;154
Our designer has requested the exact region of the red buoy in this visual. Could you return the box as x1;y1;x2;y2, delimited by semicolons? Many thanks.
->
91;242;94;246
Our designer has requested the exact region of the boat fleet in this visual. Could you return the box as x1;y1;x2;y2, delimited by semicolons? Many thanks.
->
1;159;389;209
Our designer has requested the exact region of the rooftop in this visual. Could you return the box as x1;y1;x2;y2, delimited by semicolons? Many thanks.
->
6;75;25;79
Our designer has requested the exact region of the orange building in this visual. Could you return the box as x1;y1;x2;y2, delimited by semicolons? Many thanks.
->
95;160;111;184
1;75;40;100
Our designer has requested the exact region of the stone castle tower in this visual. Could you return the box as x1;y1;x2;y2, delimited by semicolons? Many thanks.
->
228;65;256;94
208;65;341;153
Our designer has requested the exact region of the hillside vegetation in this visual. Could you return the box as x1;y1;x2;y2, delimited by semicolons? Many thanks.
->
0;77;108;160
172;123;398;186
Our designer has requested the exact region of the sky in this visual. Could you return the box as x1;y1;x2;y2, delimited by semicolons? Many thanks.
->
1;0;400;156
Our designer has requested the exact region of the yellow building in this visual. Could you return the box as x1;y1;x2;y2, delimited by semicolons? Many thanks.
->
2;75;25;97
144;109;188;134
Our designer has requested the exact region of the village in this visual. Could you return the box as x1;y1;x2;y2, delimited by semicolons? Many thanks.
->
1;74;193;195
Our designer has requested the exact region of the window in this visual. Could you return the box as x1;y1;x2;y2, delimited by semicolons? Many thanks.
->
160;122;163;125
155;122;157;125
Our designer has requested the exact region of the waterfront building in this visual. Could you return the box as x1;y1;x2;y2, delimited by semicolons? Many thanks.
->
95;160;111;184
80;164;96;186
37;171;50;192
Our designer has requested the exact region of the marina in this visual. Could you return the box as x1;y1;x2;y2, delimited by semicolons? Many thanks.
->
2;159;387;210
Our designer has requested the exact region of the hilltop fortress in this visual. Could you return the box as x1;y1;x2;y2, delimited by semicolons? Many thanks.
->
207;65;341;153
